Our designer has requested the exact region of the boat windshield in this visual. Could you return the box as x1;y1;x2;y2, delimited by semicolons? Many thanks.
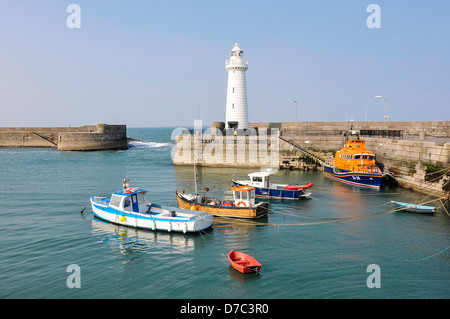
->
110;195;122;208
136;192;146;203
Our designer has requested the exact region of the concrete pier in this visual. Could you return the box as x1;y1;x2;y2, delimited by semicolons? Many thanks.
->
0;124;128;151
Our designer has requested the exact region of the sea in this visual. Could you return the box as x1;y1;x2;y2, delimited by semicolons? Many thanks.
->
0;127;449;301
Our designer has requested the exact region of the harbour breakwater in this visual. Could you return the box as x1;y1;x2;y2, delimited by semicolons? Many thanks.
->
0;124;127;151
172;121;450;197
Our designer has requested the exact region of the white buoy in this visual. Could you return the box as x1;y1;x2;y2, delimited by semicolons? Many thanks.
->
183;222;188;234
152;219;156;230
168;221;172;232
225;43;249;129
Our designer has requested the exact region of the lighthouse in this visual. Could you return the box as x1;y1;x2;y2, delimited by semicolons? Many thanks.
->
225;43;249;129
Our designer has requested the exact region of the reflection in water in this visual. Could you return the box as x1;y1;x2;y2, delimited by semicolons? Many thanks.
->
331;182;369;218
91;218;197;254
213;215;269;230
228;265;261;283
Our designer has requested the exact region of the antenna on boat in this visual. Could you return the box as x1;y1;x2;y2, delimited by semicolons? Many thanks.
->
194;158;199;203
123;177;129;190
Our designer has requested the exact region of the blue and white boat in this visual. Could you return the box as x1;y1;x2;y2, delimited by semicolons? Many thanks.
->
391;201;435;214
232;172;313;199
90;179;214;233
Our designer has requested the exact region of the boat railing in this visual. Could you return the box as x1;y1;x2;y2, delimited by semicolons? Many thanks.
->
173;212;197;219
354;164;382;174
332;164;382;175
92;196;109;204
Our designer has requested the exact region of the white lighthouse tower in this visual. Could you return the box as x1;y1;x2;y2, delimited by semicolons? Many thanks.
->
225;43;249;129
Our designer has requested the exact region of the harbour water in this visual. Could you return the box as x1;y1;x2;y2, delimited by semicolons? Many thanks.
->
0;127;449;299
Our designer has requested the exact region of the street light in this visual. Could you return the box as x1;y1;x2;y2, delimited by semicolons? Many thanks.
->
374;96;388;129
293;100;298;122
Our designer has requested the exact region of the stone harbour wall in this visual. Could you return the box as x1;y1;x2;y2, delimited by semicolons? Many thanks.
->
173;121;450;196
0;124;127;151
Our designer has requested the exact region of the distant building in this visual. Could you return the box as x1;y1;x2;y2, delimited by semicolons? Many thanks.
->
225;43;249;129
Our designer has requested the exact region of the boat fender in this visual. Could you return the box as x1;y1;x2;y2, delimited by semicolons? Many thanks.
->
190;205;198;211
120;215;126;222
237;201;247;207
168;221;172;232
152;219;156;230
183;223;187;234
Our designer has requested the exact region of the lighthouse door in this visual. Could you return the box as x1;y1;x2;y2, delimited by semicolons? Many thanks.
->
228;121;238;129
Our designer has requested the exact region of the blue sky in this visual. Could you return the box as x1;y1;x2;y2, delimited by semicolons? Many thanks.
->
0;1;449;127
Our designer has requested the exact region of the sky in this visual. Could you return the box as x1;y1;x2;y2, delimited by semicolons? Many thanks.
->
0;0;449;127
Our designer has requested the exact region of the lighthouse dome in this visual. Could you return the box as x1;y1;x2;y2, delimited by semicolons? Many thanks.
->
230;43;243;57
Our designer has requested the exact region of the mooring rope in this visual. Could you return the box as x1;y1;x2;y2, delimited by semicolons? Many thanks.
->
309;188;401;196
212;196;448;228
439;198;450;217
407;245;450;262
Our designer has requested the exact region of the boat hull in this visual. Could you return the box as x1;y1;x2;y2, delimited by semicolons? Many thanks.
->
90;197;213;233
391;201;435;214
228;250;261;274
176;191;268;219
324;165;384;189
232;181;311;199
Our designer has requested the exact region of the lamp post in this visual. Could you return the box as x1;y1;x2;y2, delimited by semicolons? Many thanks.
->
293;100;298;122
375;96;388;130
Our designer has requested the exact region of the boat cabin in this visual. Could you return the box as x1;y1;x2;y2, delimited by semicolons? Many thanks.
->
246;172;270;188
109;188;151;213
231;186;256;207
333;137;381;174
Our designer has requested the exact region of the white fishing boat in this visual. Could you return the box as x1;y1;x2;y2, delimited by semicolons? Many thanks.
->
391;201;435;214
90;179;214;233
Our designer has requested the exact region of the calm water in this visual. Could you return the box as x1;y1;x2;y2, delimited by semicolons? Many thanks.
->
0;127;449;299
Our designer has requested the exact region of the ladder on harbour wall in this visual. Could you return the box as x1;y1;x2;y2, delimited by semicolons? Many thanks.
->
32;132;57;146
279;136;327;166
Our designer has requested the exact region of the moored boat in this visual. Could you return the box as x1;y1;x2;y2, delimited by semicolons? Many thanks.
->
90;178;213;233
228;250;261;274
232;171;313;199
176;185;268;219
391;201;435;214
323;127;385;189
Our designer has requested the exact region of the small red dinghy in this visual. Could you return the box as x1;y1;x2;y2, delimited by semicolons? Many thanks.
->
228;250;261;274
284;182;314;190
